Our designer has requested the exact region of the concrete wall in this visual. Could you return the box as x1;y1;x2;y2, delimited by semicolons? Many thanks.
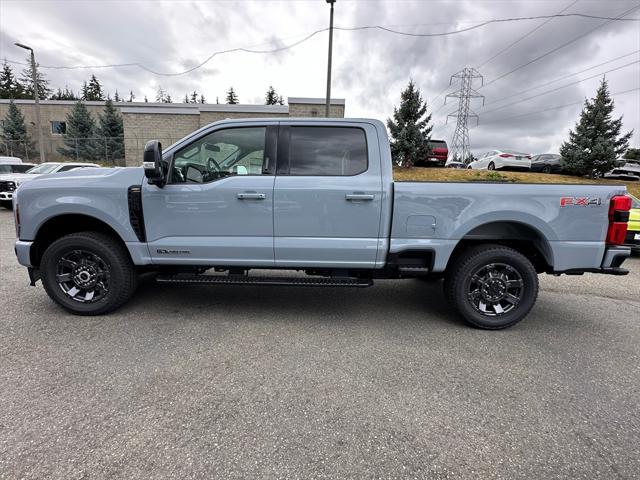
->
0;97;346;166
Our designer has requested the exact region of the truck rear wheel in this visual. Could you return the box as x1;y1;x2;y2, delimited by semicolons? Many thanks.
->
40;232;138;315
444;245;538;329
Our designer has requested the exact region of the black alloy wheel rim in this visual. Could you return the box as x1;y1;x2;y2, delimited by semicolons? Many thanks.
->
55;249;110;303
467;263;524;316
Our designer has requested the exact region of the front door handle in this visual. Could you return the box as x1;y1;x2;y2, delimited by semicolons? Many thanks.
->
345;193;374;201
237;192;266;200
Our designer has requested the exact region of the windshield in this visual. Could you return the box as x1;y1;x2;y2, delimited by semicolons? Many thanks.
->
26;164;59;174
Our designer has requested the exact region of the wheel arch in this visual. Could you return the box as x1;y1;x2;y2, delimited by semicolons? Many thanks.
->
448;220;554;273
30;213;131;267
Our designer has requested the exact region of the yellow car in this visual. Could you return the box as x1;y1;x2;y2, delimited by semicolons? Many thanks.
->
626;194;640;254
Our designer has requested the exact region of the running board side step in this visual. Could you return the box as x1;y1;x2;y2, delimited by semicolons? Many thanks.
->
156;274;373;288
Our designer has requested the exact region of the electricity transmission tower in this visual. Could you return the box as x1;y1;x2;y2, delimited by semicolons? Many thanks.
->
445;67;485;163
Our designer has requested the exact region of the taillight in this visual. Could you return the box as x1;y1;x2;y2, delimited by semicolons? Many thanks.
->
606;195;632;245
499;153;513;158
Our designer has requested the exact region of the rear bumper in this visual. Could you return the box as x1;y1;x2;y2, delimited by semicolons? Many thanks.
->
625;231;640;252
555;246;631;276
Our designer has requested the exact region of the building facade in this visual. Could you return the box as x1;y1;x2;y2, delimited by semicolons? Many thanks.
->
0;97;345;166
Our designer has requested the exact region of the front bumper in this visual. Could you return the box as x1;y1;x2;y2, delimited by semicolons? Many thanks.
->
0;191;14;201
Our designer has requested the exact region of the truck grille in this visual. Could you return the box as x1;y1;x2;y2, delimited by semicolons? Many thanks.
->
0;181;16;192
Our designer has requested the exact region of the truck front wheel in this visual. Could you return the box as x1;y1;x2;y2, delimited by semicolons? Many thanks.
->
444;245;538;329
40;232;138;315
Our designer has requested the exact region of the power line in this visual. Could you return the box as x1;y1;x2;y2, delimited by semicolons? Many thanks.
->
480;4;640;89
5;12;639;76
484;50;640;105
476;87;640;125
480;60;640;116
475;0;579;69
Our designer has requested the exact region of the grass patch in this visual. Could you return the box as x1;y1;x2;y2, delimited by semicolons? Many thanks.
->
393;167;640;198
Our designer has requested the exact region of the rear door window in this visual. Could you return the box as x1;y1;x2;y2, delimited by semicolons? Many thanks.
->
286;127;368;176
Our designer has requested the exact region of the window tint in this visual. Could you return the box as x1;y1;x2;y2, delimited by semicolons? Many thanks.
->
171;127;267;183
51;121;66;134
58;165;83;172
13;164;33;173
288;127;367;176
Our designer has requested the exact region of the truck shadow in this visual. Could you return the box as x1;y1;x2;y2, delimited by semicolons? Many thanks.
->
127;275;467;329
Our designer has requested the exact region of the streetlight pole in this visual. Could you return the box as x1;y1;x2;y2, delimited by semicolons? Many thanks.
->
15;43;45;163
325;0;336;118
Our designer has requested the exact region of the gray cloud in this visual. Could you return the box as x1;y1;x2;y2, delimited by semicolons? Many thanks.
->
1;0;638;153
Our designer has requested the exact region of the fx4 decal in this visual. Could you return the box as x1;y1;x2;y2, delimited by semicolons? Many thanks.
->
560;197;602;207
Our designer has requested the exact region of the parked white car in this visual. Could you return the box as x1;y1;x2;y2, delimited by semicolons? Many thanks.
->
468;150;532;171
0;156;35;175
0;162;101;208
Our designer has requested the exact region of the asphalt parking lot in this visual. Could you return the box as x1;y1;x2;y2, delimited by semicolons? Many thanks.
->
1;209;639;479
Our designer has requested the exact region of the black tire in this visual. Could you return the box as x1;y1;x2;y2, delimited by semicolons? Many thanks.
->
444;244;538;329
0;200;13;210
41;232;138;315
542;165;551;174
487;162;495;170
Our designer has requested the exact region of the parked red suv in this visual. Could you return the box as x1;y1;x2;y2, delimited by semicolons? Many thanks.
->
417;140;448;167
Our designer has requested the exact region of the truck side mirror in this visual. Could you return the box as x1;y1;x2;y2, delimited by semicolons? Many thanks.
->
143;140;165;186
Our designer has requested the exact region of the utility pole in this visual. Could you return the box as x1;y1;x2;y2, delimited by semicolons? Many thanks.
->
15;43;45;163
325;0;336;117
445;67;484;163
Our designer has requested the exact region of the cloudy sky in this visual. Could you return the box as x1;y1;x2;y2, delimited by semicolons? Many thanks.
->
1;0;639;155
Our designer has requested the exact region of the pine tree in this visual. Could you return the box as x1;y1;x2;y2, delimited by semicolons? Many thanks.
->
265;85;280;105
128;91;135;102
216;96;219;104
199;94;206;104
155;86;167;103
20;57;52;100
190;91;198;103
97;98;124;164
82;75;104;101
623;148;640;160
114;90;121;102
144;96;148;103
0;100;35;158
165;94;173;103
57;101;99;161
183;93;190;103
0;60;25;99
386;80;432;167
560;78;633;177
226;87;238;104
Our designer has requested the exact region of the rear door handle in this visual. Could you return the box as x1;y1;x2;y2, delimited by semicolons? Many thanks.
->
237;192;266;200
346;193;374;201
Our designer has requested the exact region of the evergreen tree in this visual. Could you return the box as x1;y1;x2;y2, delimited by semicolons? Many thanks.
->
265;85;280;105
0;60;25;99
386;80;432;167
226;87;238;104
128;90;135;102
0;100;35;159
20;57;52;99
155;86;167;103
50;86;76;100
190;91;198;103
114;90;121;102
216;96;219;104
199;94;206;104
144;96;148;103
82;75;104;101
57;101;99;161
97;98;124;164
560;78;633;177
623;148;640;160
183;93;190;103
